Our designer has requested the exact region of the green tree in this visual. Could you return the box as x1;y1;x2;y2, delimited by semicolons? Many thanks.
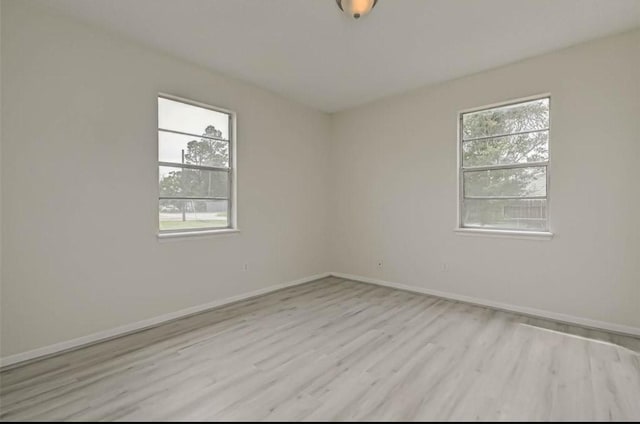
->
462;99;548;169
160;125;229;218
461;99;549;228
183;125;229;168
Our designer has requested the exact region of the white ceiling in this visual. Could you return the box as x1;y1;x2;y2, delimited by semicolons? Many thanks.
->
35;0;640;112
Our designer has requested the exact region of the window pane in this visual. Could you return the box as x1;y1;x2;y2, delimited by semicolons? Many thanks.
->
464;167;546;197
160;199;228;231
462;131;548;167
462;198;547;231
158;97;229;139
462;98;548;140
159;166;229;198
159;131;229;168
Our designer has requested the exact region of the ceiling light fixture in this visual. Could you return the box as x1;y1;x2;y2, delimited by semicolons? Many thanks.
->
336;0;378;19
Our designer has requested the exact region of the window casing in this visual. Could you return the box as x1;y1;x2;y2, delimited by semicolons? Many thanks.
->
158;94;236;234
459;96;550;233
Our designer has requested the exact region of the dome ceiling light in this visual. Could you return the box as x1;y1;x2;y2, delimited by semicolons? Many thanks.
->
336;0;378;19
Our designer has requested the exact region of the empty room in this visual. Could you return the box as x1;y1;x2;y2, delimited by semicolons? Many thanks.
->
0;0;639;421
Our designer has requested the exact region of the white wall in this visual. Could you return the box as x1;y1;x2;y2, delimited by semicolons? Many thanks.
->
2;1;639;362
0;0;3;357
0;1;330;358
330;30;640;329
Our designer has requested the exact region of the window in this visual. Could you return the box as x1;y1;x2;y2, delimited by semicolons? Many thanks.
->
459;96;550;232
158;95;235;234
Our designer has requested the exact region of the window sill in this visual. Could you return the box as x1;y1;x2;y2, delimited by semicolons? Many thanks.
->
454;228;553;240
158;228;240;240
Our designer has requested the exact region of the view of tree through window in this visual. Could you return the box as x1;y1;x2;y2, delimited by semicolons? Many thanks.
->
460;97;549;231
158;96;234;232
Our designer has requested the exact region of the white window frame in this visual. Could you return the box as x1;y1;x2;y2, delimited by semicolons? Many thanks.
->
456;94;553;239
157;93;238;238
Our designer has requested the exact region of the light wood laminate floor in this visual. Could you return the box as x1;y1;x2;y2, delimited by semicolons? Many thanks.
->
1;277;639;421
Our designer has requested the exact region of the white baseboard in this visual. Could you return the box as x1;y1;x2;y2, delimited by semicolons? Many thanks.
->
3;270;637;369
0;272;330;369
330;272;640;338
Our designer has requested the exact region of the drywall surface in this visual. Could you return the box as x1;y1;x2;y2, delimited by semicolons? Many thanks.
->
330;30;640;329
0;0;3;353
1;1;638;361
0;1;330;357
